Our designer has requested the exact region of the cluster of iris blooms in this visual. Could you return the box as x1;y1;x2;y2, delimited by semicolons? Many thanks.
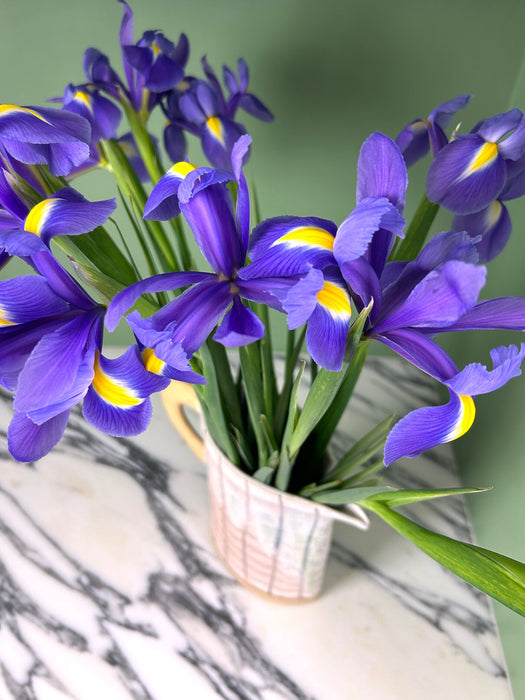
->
0;0;524;483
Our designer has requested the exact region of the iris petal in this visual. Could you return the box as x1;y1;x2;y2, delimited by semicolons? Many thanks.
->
7;409;70;462
384;391;474;465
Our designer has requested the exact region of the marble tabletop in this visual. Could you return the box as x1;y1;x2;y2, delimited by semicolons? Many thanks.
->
0;356;515;700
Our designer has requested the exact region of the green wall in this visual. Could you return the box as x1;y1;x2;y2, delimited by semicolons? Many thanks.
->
1;0;524;693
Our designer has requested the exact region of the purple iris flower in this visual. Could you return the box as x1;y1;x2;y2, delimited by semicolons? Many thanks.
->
0;104;91;176
178;80;247;170
0;251;168;461
83;1;188;116
106;136;287;381
240;131;525;460
61;83;122;142
451;154;525;262
162;57;272;170
427;108;525;214
396;94;471;167
240;132;407;370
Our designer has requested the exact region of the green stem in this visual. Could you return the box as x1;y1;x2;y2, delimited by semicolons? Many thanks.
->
121;99;194;269
390;193;439;262
101;139;181;273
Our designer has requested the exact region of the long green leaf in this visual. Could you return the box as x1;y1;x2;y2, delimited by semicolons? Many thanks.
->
312;485;391;505
275;363;305;491
362;486;488;508
322;413;395;483
194;342;238;465
289;303;371;459
307;341;369;464
366;501;525;616
239;344;270;465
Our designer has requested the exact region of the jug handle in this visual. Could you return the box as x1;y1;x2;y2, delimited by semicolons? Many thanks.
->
161;380;204;462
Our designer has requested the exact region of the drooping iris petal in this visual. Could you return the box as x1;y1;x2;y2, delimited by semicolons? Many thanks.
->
453;201;511;262
242;216;337;279
0;105;91;176
83;347;169;436
427;134;507;214
384;391;475;465
372;260;486;333
0;275;70;325
283;267;352;371
7;409;70;462
0;314;78;391
22;188;116;246
356;132;408;212
446;343;525;395
213;296;264;347
13;307;102;416
63;85;122;142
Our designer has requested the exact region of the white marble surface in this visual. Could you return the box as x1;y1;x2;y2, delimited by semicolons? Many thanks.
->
0;356;515;699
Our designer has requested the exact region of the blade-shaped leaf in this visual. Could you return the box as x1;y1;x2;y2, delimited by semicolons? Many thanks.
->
322;413;395;483
312;486;393;505
362;486;488;508
275;362;305;491
366;501;525;616
195;342;239;465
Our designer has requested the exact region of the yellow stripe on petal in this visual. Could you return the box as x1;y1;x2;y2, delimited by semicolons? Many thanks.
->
0;308;15;325
274;227;335;251
447;394;476;441
316;281;352;318
464;142;498;177
92;352;142;407
74;90;93;113
142;347;166;375
24;199;59;236
486;199;502;227
169;161;197;179
0;104;50;123
206;116;225;145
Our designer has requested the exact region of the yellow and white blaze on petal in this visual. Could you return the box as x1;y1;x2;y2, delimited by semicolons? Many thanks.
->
463;141;498;178
142;347;166;375
486;199;502;228
74;90;94;113
92;352;142;407
168;161;197;180
0;104;51;123
24;198;61;236
272;226;335;251
0;308;15;325
316;281;352;320
205;116;225;146
446;394;476;442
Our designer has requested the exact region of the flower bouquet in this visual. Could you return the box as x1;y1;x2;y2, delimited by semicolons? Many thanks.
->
2;0;525;607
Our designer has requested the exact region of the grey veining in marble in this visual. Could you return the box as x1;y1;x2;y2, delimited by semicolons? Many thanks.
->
0;357;514;699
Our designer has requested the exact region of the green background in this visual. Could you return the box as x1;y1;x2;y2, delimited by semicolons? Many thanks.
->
1;0;524;693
